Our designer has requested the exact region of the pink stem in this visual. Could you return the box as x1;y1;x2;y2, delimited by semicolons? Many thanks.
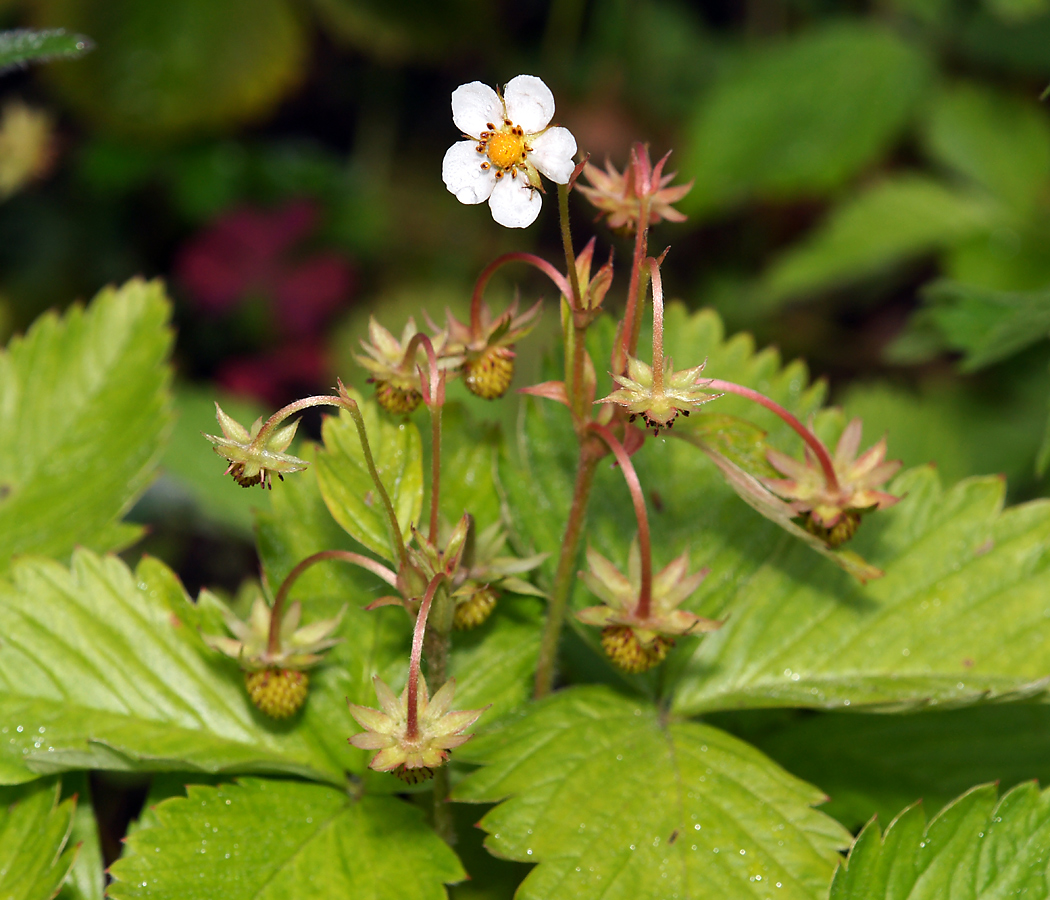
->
250;395;345;449
613;194;651;375
470;252;572;331
407;333;445;544
705;379;841;492
647;258;665;393
267;550;398;656
406;574;444;740
589;423;653;618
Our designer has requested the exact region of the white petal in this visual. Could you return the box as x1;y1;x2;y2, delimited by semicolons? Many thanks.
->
488;175;541;228
442;140;496;204
504;75;555;133
451;81;504;137
528;126;577;184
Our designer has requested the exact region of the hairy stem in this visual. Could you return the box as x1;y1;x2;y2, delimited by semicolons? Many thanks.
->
647;257;665;394
589;423;652;617
249;395;345;448
534;438;604;698
338;394;409;568
405;574;444;740
267;550;397;656
613;194;651;375
470;252;572;331
558;183;583;308
706;379;841;491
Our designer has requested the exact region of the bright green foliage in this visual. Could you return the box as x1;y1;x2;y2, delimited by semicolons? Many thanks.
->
672;466;1050;713
921;82;1050;215
753;705;1050;830
922;280;1050;371
108;778;465;900
56;774;104;900
0;278;172;575
31;0;305;138
830;782;1050;899
0;778;78;900
683;23;929;215
757;177;996;308
315;393;424;563
0;28;92;73
453;686;850;900
0;550;350;785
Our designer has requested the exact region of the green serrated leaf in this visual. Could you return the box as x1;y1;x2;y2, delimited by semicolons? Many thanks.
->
831;782;1050;899
923;279;1050;371
0;777;77;900
0;278;173;574
453;686;849;900
672;465;1050;714
315;392;424;564
31;0;305;138
0;28;93;73
0;550;349;786
108;778;465;900
682;22;930;216
751;704;1050;831
922;81;1050;214
755;176;998;310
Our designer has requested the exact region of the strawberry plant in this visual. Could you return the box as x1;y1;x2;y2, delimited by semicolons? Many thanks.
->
4;72;1050;900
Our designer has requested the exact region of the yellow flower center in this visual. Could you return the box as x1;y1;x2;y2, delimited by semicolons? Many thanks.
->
486;128;525;170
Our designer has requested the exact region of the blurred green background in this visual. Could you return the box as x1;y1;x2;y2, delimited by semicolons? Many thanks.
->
4;0;1050;588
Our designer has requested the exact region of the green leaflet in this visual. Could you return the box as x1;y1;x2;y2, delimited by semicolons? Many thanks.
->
921;81;1050;215
31;0;305;138
682;22;930;216
108;779;465;900
755;176;997;310
315;390;424;564
453;686;850;900
830;782;1050;899
922;279;1050;371
751;704;1050;831
672;466;1050;714
0;28;92;73
0;278;173;574
0;778;78;900
0;550;350;785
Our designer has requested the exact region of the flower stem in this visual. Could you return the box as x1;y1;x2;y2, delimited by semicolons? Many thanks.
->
558;183;583;309
705;379;841;491
267;550;398;656
534;436;604;698
336;388;410;568
469;252;573;331
406;574;444;740
613;194;651;375
589;423;652;617
647;257;665;394
250;395;345;448
407;333;446;545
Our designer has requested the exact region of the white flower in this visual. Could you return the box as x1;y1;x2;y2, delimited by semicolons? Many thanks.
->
442;74;577;228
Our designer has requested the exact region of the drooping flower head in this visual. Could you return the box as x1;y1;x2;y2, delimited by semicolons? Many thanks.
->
353;316;435;415
204;403;308;489
442;74;577;228
762;418;902;546
576;541;721;673
577;143;693;233
348;676;487;783
598;356;720;433
203;590;346;718
439;297;543;399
